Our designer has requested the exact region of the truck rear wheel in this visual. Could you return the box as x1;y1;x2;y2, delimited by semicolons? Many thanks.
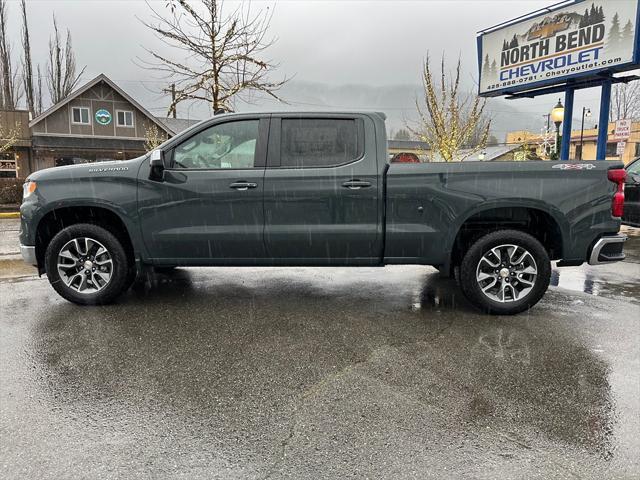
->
44;224;130;305
459;230;551;315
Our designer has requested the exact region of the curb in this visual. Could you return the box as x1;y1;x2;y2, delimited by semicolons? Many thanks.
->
0;212;20;219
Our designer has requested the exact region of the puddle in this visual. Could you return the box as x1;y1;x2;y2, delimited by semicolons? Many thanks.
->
551;228;640;304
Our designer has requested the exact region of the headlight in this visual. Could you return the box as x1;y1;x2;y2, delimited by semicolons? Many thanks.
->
23;181;37;199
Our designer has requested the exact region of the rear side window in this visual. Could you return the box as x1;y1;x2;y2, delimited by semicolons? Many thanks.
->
280;118;362;168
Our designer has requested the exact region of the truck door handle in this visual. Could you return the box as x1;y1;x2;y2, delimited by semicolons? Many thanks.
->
342;180;371;190
229;181;258;191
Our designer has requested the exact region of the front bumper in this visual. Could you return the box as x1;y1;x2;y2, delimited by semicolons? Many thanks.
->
588;234;627;265
20;244;37;266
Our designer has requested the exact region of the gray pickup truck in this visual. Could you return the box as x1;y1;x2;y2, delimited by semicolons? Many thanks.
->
19;111;627;314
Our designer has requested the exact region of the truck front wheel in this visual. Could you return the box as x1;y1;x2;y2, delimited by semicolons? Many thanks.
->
459;230;551;315
44;224;130;305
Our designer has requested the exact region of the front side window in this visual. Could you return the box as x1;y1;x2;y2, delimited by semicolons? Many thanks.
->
71;107;90;125
280;118;360;168
628;159;640;175
117;110;134;127
172;120;259;169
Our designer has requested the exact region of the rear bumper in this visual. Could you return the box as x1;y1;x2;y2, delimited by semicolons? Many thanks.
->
20;244;37;266
588;234;627;265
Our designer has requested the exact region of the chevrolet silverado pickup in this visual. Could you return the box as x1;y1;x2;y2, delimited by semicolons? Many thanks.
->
19;112;627;314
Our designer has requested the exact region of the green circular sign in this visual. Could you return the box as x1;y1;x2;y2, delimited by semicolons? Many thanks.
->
95;109;112;125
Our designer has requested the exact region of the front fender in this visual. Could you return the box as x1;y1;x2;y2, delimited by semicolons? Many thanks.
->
20;189;148;262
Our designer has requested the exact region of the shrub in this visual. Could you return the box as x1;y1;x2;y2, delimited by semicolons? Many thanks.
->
0;178;24;205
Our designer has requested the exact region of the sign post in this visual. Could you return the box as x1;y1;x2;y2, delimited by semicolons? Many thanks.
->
611;118;632;160
560;88;574;160
596;78;612;160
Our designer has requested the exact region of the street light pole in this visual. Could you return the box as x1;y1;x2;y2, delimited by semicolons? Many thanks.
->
551;99;564;158
578;107;591;161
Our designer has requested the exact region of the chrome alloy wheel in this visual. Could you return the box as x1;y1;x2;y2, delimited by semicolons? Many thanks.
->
56;237;113;294
475;244;538;303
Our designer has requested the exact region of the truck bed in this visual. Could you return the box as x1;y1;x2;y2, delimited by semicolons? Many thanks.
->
384;161;622;266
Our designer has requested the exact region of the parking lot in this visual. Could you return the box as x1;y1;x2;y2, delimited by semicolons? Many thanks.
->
1;220;639;479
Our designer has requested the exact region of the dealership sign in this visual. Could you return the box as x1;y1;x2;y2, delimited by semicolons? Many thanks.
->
478;0;640;96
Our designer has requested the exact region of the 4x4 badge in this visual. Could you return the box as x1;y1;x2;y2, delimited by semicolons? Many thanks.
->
552;164;596;170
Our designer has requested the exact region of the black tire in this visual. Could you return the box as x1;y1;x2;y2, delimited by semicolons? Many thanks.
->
459;230;551;315
45;223;130;305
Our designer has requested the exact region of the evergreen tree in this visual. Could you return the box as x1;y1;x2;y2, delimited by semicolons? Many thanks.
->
590;4;597;23
393;129;412;141
483;54;491;76
509;34;519;49
579;9;589;28
622;19;634;43
597;6;604;23
490;60;497;78
607;13;621;50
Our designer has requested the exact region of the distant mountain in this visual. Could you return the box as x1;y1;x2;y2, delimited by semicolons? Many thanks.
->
124;79;542;143
247;81;542;143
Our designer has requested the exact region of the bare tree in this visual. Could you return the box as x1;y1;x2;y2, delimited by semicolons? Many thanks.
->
0;0;21;109
140;0;288;115
409;54;490;162
463;117;493;149
610;81;640;122
512;132;541;161
143;123;166;152
47;15;85;105
20;0;41;116
35;64;43;114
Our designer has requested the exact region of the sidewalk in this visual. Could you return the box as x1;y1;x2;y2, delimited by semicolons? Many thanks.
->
0;204;20;218
0;218;36;279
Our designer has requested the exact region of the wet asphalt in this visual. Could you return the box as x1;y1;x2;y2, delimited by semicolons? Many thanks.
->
0;227;639;479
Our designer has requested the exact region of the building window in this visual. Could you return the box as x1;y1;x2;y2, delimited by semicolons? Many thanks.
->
116;110;134;127
635;142;640;157
605;142;618;157
71;107;90;125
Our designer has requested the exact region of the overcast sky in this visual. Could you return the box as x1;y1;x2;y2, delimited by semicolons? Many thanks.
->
10;0;553;84
3;0;634;130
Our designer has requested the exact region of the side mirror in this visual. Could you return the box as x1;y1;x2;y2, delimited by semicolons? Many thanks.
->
149;149;164;168
631;173;640;185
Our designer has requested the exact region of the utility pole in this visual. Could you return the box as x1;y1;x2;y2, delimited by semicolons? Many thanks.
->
542;114;551;157
162;83;177;118
579;107;591;161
